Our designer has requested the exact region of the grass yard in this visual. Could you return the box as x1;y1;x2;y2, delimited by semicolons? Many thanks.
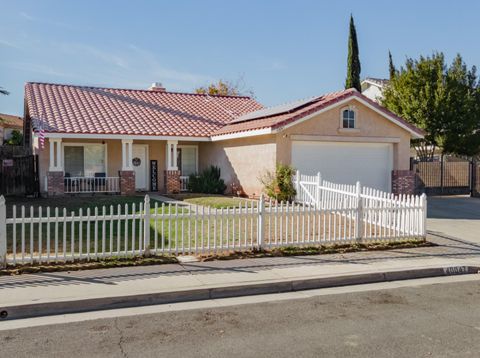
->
4;195;405;262
183;195;257;209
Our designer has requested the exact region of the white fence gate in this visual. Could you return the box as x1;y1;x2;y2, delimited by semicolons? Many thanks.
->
294;170;427;240
0;173;427;268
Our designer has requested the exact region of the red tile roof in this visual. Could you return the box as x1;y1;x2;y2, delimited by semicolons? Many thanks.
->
0;113;23;128
213;88;424;138
25;83;423;139
25;82;263;137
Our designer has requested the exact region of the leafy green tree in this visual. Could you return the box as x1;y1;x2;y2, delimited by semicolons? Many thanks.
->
345;15;361;91
4;129;23;145
382;52;480;159
388;50;396;80
195;77;254;97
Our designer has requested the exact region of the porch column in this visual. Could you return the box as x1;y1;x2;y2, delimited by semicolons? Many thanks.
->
47;138;64;196
119;139;135;195
165;140;180;194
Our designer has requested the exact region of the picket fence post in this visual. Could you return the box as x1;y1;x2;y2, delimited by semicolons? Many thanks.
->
316;172;322;207
421;193;427;238
257;194;265;250
143;195;151;257
0;196;6;268
354;182;363;240
295;170;300;201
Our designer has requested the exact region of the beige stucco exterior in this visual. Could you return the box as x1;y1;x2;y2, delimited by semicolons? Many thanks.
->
37;98;414;196
275;98;411;170
199;135;277;196
205;98;412;195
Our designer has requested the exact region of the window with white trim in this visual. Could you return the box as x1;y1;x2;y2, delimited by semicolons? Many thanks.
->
177;146;197;176
64;144;106;177
342;108;356;129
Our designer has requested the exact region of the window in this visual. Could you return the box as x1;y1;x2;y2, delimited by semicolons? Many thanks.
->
342;109;356;129
177;146;197;176
64;144;106;177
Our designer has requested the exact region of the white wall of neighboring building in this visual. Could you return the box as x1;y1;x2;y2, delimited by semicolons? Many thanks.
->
361;84;383;102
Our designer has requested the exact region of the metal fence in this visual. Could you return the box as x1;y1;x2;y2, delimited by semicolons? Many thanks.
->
411;156;476;195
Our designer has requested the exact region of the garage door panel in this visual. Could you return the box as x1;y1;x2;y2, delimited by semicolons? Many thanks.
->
291;141;393;191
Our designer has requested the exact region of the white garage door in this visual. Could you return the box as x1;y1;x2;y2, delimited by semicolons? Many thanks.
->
292;141;393;191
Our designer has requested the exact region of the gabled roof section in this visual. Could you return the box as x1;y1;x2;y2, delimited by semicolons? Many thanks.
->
212;88;423;139
25;82;263;137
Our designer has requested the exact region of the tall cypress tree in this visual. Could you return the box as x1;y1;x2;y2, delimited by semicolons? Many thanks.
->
388;50;396;80
345;15;361;91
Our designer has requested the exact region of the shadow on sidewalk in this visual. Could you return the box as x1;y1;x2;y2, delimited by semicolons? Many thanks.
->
0;235;478;290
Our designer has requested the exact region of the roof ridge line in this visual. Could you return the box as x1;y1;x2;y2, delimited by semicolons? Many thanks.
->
25;82;253;99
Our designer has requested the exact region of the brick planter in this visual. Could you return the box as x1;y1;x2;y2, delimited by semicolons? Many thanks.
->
164;170;181;194
392;170;415;195
119;171;135;196
47;171;64;196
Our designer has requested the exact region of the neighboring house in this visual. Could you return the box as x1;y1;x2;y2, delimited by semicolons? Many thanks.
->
0;113;23;145
23;82;423;197
361;77;389;103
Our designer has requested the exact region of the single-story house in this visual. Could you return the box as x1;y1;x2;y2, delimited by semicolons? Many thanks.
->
0;113;23;145
23;82;423;197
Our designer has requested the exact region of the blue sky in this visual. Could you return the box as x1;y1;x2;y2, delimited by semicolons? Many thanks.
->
1;0;479;115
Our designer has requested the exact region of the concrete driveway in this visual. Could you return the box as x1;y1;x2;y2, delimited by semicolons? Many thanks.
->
427;196;480;244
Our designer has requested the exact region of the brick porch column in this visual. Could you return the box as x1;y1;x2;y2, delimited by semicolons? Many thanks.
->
164;170;181;194
47;171;64;196
47;138;64;196
119;170;135;196
164;140;180;194
119;139;135;195
392;170;415;195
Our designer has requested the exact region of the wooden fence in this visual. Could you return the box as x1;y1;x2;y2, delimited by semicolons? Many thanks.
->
0;155;39;197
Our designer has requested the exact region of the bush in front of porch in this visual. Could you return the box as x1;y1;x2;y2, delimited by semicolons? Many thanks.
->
187;165;226;194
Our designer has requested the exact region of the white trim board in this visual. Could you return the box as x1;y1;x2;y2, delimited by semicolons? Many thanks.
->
45;133;210;142
290;135;401;143
210;128;273;141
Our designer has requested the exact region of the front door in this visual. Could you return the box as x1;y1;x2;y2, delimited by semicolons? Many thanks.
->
132;145;148;190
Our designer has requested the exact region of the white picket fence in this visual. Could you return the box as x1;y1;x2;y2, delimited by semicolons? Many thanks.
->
293;170;427;239
0;174;427;267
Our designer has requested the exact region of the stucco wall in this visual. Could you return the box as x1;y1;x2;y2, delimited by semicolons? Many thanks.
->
275;98;412;171
199;135;277;196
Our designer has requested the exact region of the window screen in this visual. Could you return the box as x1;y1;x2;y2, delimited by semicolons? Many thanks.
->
64;146;84;177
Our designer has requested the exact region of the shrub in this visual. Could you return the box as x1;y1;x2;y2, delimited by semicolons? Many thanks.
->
260;163;296;202
188;165;226;194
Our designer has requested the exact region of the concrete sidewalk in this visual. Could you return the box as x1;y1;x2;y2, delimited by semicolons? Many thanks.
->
1;234;479;320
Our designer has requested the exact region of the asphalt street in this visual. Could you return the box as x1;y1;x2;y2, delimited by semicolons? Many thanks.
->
1;277;479;358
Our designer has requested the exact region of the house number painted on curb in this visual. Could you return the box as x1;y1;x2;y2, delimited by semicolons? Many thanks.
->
443;266;469;275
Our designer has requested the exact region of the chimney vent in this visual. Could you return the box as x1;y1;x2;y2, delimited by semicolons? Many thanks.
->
149;82;166;92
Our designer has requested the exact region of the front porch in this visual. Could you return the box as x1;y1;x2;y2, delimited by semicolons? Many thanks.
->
40;138;200;196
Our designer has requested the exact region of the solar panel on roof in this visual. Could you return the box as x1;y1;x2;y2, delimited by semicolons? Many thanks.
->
230;96;319;123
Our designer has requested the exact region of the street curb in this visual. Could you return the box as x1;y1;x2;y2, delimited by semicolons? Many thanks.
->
1;265;479;321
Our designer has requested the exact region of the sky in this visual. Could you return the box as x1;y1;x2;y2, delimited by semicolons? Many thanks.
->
1;0;479;115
